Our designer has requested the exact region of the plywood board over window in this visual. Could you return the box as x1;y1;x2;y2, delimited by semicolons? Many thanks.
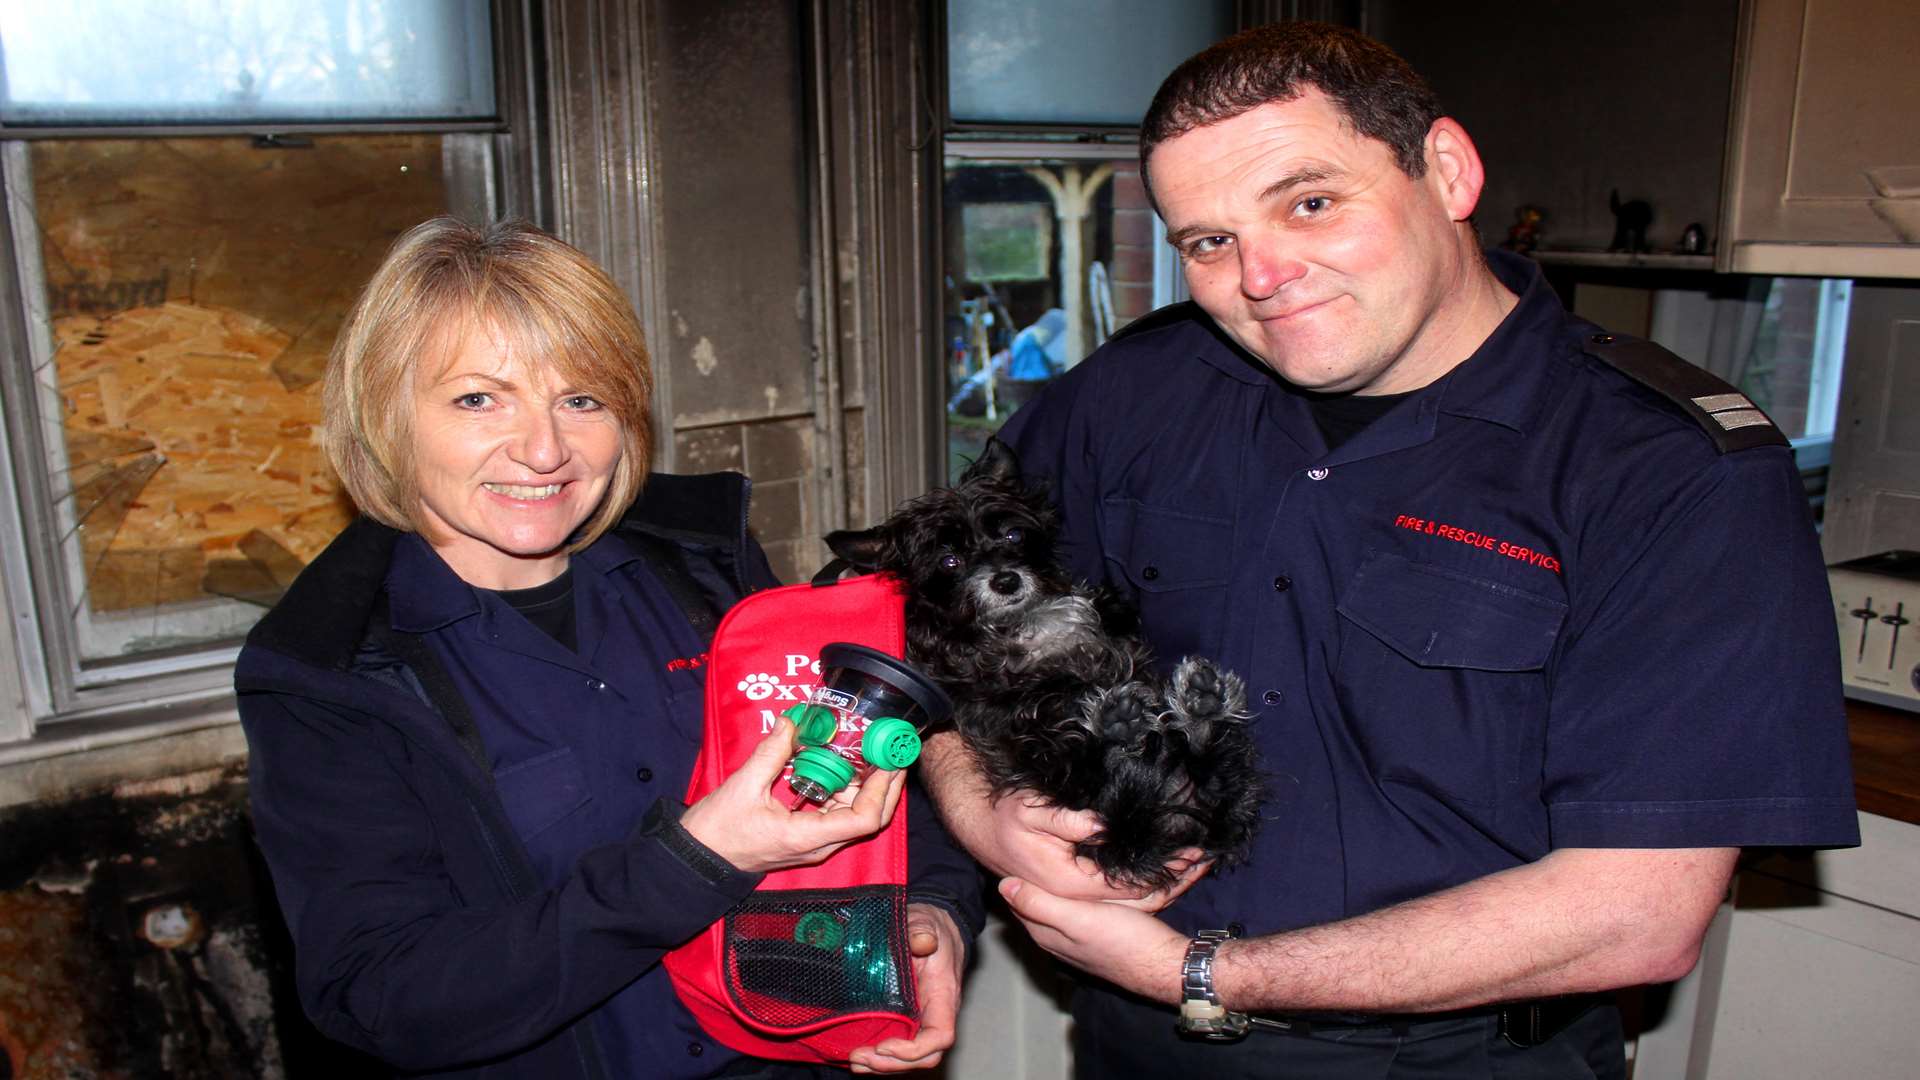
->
24;136;447;657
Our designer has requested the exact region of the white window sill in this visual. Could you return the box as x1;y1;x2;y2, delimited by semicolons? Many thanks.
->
0;693;246;809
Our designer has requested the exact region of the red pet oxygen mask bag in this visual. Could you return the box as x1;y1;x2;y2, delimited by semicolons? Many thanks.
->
663;573;949;1063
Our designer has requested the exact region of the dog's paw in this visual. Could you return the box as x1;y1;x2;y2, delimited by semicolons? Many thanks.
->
1083;681;1162;746
1167;657;1247;729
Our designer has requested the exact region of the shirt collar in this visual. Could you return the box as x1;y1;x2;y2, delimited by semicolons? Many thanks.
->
386;535;481;633
386;529;644;634
1423;249;1576;435
1186;317;1279;387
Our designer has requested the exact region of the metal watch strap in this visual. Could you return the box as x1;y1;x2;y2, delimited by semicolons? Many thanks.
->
1177;929;1251;1040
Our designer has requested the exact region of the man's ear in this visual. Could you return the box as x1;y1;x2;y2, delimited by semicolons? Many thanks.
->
1424;117;1486;223
825;526;889;570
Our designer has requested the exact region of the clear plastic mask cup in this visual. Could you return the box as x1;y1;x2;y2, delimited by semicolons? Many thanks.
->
783;642;953;806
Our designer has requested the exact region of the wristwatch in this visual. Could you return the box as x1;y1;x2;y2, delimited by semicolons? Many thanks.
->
1176;928;1251;1040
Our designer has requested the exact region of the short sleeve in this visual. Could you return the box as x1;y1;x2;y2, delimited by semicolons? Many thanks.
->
1544;447;1859;848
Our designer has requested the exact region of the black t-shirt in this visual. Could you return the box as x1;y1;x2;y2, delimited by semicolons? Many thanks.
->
489;567;578;652
1305;388;1415;449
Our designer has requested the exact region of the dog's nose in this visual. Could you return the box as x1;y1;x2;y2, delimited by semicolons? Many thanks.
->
989;570;1023;595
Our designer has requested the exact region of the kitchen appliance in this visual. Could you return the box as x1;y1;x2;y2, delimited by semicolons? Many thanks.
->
1828;550;1920;712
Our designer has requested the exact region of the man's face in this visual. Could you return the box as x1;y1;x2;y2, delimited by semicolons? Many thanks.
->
1148;91;1475;396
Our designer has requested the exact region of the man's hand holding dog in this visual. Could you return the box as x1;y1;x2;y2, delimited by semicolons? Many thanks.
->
921;732;1209;907
998;877;1188;1004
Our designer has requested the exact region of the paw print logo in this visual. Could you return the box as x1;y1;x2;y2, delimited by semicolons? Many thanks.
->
737;673;781;701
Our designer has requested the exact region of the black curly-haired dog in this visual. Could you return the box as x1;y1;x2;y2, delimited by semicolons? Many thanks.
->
825;437;1262;890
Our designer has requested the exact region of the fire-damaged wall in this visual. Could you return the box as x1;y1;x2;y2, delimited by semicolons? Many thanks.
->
0;769;372;1079
545;0;870;585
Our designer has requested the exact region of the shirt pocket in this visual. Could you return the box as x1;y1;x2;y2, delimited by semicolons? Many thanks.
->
1100;498;1233;665
1334;551;1567;806
663;676;709;746
493;746;593;844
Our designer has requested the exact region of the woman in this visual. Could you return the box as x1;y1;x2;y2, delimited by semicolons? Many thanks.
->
236;218;978;1079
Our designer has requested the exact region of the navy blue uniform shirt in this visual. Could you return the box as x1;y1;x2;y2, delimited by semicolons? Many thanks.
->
393;531;757;1078
1002;250;1860;941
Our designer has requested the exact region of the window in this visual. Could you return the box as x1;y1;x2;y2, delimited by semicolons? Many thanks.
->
1739;278;1851;443
946;0;1233;127
939;0;1235;476
0;1;494;127
941;146;1167;474
0;2;506;729
1647;276;1853;526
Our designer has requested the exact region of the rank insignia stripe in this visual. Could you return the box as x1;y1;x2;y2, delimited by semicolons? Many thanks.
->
1583;333;1788;453
1712;409;1773;431
1692;392;1755;413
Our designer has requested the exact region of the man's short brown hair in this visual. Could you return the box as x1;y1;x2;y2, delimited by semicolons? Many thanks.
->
322;217;653;551
1141;22;1442;197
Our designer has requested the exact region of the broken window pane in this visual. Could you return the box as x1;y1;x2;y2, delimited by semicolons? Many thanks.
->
10;135;456;669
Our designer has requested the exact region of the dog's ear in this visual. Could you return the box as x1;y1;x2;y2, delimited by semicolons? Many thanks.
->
825;526;889;570
961;436;1022;485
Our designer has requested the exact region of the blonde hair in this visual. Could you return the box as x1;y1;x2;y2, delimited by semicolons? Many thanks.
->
323;217;653;550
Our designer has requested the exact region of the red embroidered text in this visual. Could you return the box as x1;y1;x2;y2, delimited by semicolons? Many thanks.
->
1392;515;1562;574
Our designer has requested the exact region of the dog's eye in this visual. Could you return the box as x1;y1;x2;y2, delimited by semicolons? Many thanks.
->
1001;527;1025;545
939;553;963;571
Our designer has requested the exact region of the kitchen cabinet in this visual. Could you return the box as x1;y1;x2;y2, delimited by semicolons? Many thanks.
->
1718;0;1920;277
1635;704;1920;1078
1692;814;1920;1078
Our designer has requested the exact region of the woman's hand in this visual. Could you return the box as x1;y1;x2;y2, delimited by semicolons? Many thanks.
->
680;719;905;873
849;903;966;1073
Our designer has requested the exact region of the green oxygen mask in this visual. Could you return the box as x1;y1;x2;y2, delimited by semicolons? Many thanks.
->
781;643;952;805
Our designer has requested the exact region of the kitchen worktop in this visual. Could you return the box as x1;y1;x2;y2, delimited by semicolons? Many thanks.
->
1847;698;1920;825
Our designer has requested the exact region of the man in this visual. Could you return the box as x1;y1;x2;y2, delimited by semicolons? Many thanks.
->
920;22;1859;1078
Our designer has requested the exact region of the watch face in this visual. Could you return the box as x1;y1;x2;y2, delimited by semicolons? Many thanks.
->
1177;1002;1249;1040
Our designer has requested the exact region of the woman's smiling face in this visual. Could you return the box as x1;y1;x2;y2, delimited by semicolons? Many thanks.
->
410;321;623;589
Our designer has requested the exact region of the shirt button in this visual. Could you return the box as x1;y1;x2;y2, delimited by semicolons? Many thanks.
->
686;1042;704;1057
1227;921;1245;936
1141;565;1160;581
589;679;607;691
635;767;653;783
1307;467;1330;481
1262;689;1282;706
1272;575;1291;592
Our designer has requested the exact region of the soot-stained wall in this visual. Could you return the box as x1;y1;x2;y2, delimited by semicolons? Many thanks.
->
0;768;373;1079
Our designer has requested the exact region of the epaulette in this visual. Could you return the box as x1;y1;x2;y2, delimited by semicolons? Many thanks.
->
1582;332;1789;453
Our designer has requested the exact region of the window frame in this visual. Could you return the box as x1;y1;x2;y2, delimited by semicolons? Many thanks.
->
1802;278;1851;440
932;0;1244;477
0;1;540;741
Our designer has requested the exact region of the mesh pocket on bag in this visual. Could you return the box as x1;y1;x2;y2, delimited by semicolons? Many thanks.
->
723;885;915;1030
